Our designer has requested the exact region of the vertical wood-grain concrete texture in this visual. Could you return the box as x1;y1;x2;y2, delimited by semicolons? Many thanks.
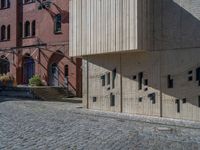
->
70;0;200;121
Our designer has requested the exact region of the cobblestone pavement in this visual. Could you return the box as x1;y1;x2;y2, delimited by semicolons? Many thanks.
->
1;97;200;150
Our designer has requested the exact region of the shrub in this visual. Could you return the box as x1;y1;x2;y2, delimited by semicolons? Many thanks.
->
0;74;14;87
29;75;43;86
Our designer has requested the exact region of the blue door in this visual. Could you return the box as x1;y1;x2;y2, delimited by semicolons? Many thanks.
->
23;57;35;84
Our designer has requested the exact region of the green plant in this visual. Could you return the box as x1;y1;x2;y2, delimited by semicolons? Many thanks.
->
29;75;43;86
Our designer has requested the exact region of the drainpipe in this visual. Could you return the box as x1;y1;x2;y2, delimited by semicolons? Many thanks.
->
86;58;89;109
120;54;123;113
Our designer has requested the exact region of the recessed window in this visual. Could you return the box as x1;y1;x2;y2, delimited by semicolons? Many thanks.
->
54;14;62;33
24;21;30;37
168;75;173;88
175;99;180;113
182;98;186;104
1;25;6;41
138;97;142;102
112;68;116;89
107;72;110;85
93;97;97;102
0;0;10;9
31;20;36;36
148;93;156;104
101;75;105;86
138;72;143;90
110;93;115;106
64;65;69;78
7;25;10;40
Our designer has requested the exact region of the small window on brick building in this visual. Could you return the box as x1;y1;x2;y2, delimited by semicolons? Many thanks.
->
110;93;115;106
54;14;62;33
24;21;30;37
7;25;10;40
168;75;173;88
1;25;6;41
64;65;69;78
31;20;36;36
0;0;9;9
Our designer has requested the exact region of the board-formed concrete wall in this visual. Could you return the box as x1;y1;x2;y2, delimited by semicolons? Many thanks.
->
70;0;200;56
83;49;200;121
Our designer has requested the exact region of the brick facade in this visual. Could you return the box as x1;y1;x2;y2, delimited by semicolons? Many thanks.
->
0;0;82;96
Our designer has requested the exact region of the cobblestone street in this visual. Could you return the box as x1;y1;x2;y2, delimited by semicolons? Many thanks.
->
0;97;200;150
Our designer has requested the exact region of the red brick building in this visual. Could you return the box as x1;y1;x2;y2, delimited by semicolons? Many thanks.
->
0;0;82;96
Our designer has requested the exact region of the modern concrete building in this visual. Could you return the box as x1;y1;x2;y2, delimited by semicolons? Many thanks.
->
0;0;82;96
69;0;200;121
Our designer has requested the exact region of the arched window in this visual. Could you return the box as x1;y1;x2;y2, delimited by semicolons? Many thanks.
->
7;25;10;40
1;25;6;41
24;21;30;37
0;0;10;9
31;20;35;36
54;14;62;33
1;0;6;8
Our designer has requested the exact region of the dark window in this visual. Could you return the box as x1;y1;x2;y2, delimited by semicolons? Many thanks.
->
31;20;36;36
148;93;156;104
64;65;69;77
182;98;186;104
196;68;200;81
24;21;30;37
176;99;180;113
110;93;115;106
101;75;105;86
107;72;110;85
144;79;148;86
1;0;5;8
93;97;97;102
1;25;6;40
132;75;137;80
7;25;10;40
138;97;142;102
168;75;173;88
198;96;200;108
0;0;10;9
188;76;193;81
138;72;143;90
54;14;62;33
112;68;116;89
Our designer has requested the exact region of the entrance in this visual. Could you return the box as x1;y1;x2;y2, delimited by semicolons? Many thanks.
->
23;56;35;84
49;63;59;86
0;57;10;75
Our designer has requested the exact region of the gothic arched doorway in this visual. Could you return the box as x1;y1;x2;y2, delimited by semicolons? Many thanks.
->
22;55;35;84
0;56;10;75
49;63;59;86
48;51;64;86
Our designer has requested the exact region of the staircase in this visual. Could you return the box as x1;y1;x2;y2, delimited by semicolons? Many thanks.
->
31;87;75;101
0;87;38;99
0;86;76;102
